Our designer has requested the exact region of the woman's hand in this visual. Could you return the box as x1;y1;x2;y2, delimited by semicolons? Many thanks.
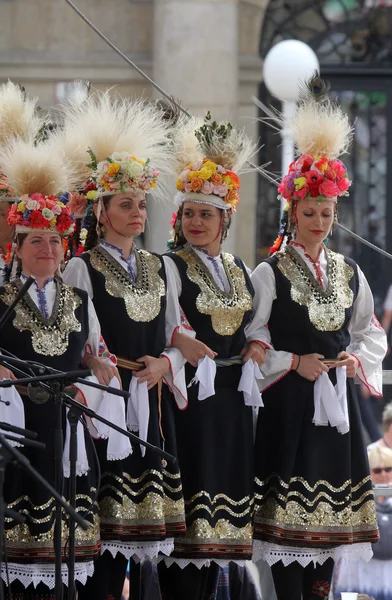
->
133;356;170;390
240;342;266;367
172;332;216;367
336;351;359;378
0;366;16;381
295;353;329;382
83;354;122;387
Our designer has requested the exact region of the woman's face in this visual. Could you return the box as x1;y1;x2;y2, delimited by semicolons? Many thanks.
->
181;202;223;249
371;462;392;486
294;199;335;246
100;193;147;238
0;202;13;247
16;232;63;279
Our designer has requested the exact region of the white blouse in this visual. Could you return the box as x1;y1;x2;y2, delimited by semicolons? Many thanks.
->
248;243;387;396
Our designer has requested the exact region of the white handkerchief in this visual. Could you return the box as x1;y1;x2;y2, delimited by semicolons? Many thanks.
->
190;356;216;401
128;377;150;457
238;360;264;407
63;409;89;477
0;382;25;446
313;367;349;434
93;376;132;461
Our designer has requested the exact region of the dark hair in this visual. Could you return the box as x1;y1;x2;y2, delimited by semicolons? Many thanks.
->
169;203;232;250
84;195;113;251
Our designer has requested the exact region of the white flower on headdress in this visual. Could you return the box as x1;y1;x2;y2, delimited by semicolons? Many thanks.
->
26;199;40;210
111;151;129;162
126;161;144;179
174;192;183;207
42;208;54;220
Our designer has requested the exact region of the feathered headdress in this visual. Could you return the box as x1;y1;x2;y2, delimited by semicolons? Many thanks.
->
270;73;354;255
0;139;76;235
51;90;175;209
0;80;44;201
174;111;257;211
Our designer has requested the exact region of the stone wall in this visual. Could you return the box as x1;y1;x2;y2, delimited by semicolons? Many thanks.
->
0;0;270;265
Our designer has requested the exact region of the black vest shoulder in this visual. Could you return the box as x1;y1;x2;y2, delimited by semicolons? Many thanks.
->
166;244;254;358
0;280;89;371
265;246;359;356
79;246;167;360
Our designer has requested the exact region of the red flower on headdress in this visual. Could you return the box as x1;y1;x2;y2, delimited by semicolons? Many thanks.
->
298;155;314;173
7;204;20;225
305;170;324;197
314;157;329;172
30;210;50;229
225;171;240;189
56;212;73;233
330;160;346;178
337;177;350;193
170;212;178;228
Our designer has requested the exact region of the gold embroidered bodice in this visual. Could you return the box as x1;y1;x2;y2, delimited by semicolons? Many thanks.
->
0;280;82;356
89;246;165;323
277;245;354;331
176;244;253;336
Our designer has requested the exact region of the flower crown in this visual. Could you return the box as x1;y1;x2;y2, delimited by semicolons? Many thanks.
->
278;154;350;205
7;194;75;235
175;158;240;211
87;149;160;199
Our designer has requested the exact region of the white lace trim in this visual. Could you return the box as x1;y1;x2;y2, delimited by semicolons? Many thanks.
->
0;561;94;589
253;540;373;567
161;556;247;569
102;538;174;560
63;460;90;478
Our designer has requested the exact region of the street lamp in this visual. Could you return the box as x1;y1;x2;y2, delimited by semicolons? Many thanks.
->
263;40;320;210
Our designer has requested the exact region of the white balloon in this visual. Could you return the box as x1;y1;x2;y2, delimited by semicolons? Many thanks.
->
263;40;320;102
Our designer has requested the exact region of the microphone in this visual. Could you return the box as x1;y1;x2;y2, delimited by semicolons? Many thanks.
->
27;383;51;405
0;276;34;332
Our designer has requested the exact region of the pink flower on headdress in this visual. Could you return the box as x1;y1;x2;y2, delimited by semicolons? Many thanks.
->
319;180;340;198
294;184;309;200
218;183;228;197
201;181;213;195
337;177;350;193
68;192;87;216
52;204;62;216
330;160;347;178
184;183;192;193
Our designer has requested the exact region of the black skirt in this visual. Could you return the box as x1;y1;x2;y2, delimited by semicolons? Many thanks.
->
4;394;100;583
253;370;378;563
94;373;185;560
170;364;254;563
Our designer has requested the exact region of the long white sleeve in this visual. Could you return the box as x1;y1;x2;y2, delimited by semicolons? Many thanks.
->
347;267;387;397
63;256;93;298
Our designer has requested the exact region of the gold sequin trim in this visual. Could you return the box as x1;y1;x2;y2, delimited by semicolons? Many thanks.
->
256;497;377;529
185;519;252;542
89;246;165;323
0;281;82;356
257;486;374;508
99;492;184;523
185;491;252;507
276;246;354;331
5;513;100;545
255;473;372;494
176;244;252;336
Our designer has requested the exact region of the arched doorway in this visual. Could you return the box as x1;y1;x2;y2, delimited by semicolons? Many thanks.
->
257;0;392;312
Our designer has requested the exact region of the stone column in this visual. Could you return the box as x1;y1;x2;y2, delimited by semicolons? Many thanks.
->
147;0;239;254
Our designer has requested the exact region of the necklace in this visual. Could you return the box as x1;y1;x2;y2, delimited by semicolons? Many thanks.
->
383;437;391;448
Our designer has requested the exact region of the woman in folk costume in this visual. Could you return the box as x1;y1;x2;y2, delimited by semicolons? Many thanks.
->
158;114;267;600
0;81;43;283
0;138;119;599
59;92;190;600
250;76;387;600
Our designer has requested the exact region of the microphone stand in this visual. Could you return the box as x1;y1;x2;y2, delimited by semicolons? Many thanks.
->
0;431;89;600
0;357;176;600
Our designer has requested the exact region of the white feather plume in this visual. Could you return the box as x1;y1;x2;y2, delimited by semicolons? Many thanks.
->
0;138;78;197
291;99;353;160
0;80;43;146
52;91;176;201
171;115;204;174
